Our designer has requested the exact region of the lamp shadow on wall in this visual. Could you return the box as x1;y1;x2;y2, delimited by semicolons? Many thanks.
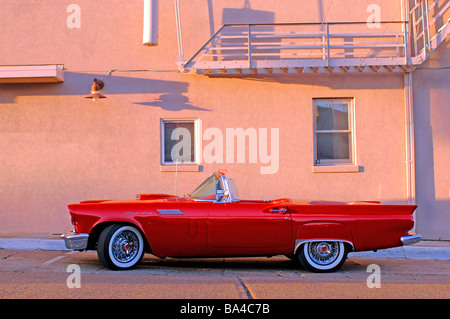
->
0;71;210;112
207;0;276;35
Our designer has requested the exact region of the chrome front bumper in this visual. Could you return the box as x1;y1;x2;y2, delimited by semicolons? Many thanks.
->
400;233;422;245
61;232;89;250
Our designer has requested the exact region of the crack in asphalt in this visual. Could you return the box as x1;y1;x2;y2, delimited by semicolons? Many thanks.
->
1;252;20;260
237;277;254;299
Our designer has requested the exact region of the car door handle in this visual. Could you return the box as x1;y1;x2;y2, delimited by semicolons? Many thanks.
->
270;207;287;214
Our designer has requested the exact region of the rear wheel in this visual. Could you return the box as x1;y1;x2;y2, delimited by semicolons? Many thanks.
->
97;224;145;270
298;241;348;272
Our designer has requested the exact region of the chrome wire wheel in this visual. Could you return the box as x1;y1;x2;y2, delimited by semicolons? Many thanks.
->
298;241;348;272
308;241;339;265
111;229;141;263
98;224;145;270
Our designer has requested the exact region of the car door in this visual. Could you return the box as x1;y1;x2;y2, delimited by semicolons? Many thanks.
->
138;199;211;257
207;201;293;254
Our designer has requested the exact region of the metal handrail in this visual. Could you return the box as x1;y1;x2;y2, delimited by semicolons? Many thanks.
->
410;0;449;56
182;21;410;71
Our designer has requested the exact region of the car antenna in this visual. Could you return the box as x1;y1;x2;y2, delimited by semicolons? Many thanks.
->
175;159;178;195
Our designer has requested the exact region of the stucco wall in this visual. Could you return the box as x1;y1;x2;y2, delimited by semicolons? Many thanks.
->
0;1;445;238
413;38;450;240
0;71;407;234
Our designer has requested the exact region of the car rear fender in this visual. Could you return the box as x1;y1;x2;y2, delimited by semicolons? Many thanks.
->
293;222;354;254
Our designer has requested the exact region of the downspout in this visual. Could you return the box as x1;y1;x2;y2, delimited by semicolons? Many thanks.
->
404;71;417;230
402;0;417;232
174;0;185;64
143;0;158;46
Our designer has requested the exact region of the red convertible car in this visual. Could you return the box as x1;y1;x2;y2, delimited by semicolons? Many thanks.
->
62;171;421;272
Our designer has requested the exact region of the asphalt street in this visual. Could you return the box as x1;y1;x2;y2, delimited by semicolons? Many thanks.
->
0;249;449;300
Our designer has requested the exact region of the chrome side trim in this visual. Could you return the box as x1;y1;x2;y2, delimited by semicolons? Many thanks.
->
400;233;422;245
294;239;354;255
61;232;89;250
157;209;184;215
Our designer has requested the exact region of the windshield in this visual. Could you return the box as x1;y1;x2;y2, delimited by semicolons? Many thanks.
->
189;173;224;200
228;178;239;201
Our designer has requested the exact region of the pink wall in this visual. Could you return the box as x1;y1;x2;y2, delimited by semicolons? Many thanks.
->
0;1;447;239
413;38;450;239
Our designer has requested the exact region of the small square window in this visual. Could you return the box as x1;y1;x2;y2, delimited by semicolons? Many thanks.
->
161;119;199;165
313;99;355;166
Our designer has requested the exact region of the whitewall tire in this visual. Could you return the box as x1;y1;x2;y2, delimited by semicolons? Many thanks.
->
298;241;348;272
97;224;145;270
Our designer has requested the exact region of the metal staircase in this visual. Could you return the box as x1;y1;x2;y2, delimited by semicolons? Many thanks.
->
410;0;450;64
179;0;449;75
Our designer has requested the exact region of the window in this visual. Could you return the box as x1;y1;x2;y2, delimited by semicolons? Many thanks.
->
313;99;355;167
161;119;199;165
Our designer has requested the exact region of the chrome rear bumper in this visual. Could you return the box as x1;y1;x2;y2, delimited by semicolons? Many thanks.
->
400;233;422;245
61;232;89;250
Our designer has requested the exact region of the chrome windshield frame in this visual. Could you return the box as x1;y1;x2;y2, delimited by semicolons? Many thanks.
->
189;172;237;203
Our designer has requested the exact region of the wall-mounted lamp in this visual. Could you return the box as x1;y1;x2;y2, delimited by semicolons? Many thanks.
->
85;78;106;101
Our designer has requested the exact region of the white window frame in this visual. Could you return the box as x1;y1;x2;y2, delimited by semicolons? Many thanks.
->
160;118;201;166
313;98;356;168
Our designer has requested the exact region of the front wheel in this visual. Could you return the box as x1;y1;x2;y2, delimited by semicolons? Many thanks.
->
97;224;145;270
298;241;348;272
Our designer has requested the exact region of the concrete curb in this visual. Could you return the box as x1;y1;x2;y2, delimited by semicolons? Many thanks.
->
0;235;449;260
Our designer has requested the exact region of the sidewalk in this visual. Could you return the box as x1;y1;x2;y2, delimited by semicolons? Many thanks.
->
0;234;449;260
348;240;450;260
